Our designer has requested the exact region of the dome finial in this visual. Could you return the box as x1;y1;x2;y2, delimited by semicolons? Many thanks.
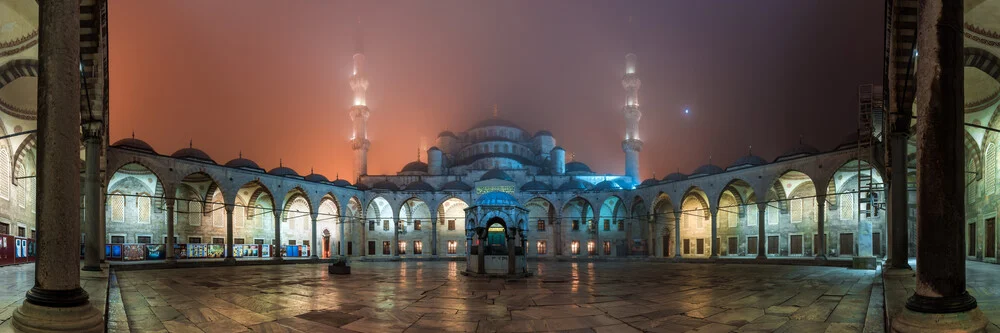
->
189;139;193;148
239;150;242;159
311;167;314;174
131;130;135;139
493;104;499;118
709;154;712;165
748;145;752;156
652;172;656;179
279;158;283;168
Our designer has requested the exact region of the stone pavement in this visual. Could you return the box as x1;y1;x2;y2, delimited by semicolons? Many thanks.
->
0;263;109;332
109;261;884;332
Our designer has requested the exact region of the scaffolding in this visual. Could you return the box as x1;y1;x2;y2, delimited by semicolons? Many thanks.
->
858;84;886;219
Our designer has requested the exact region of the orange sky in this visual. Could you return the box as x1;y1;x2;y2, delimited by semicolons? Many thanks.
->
109;1;884;181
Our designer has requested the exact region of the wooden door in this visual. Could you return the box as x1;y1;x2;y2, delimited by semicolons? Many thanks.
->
696;239;704;254
347;242;353;255
767;236;778;255
790;235;802;255
840;233;854;256
662;236;669;257
367;241;375;255
683;239;690;254
728;237;737;256
987;219;996;258
748;237;758;254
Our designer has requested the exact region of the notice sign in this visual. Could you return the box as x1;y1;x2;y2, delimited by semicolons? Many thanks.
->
475;185;515;195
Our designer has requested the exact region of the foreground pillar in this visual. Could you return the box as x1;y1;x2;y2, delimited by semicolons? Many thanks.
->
273;207;282;260
816;196;827;260
709;208;718;258
81;130;102;272
392;220;399;257
757;203;767;259
99;184;106;263
888;133;911;269
11;1;104;331
310;214;318;259
165;199;175;263
430;207;438;256
892;1;988;330
673;210;681;258
339;216;346;256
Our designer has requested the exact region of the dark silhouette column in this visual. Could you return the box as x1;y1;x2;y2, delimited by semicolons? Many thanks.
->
273;203;282;260
339;214;347;256
757;203;767;259
82;129;102;271
888;133;911;269
673;210;681;258
709;207;719;258
224;204;235;264
310;214;318;259
165;199;175;263
816;195;827;260
11;1;104;330
430;206;438;256
893;1;988;330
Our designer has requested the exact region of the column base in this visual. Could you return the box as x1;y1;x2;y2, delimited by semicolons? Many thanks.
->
310;255;318;260
165;258;176;264
81;265;103;272
892;305;988;332
11;299;103;333
815;255;828;261
223;257;236;264
272;256;283;261
756;254;767;260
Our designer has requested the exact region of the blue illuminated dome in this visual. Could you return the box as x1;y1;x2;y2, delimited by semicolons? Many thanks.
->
476;191;520;206
441;180;472;192
520;180;551;192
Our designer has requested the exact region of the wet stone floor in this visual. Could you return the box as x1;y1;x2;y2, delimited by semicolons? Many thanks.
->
110;261;883;333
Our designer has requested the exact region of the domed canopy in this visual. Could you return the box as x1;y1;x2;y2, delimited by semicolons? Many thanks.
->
404;180;435;192
438;131;457;138
171;147;215;164
470;118;524;131
225;157;263;171
639;178;659;187
476;191;520;206
591;180;622;191
440;180;472;192
663;172;687;182
480;168;513;182
268;166;299;177
533;130;552;137
304;173;330;183
332;178;352;187
565;161;592;173
728;154;767;170
112;138;156;154
690;164;723;176
558;178;593;192
520;180;551;192
400;161;428;173
775;142;820;162
372;180;400;191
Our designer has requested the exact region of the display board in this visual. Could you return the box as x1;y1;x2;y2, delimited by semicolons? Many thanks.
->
174;244;187;259
261;244;270;257
146;244;165;260
122;244;145;261
207;244;225;258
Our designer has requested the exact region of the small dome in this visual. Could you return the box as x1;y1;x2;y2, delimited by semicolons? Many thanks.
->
268;166;300;177
332;178;352;187
558;178;593;192
171;147;216;164
591;180;622;191
533;130;553;137
438;131;457;138
470;118;524;131
775;142;820;162
691;164;723;176
428;146;441;152
441;180;472;192
112;138;156;154
663;172;687;182
304;173;330;183
480;168;514;182
520;180;552;192
400;161;429;173
552;146;565;151
565;161;592;173
225;157;263;171
404;180;435;192
372;180;400;191
476;191;520;206
639;178;659;187
728;154;767;170
354;182;370;190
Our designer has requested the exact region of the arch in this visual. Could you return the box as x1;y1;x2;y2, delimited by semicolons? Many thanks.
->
281;192;312;247
524;196;556;256
679;186;711;257
438;197;469;256
397;196;431;255
316;194;340;258
966;47;1000;81
0;59;38;90
106;162;166;244
232;180;275;245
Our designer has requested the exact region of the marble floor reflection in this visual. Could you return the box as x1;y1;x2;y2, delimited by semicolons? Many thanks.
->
100;261;897;332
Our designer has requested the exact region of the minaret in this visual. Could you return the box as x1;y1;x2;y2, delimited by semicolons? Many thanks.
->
349;18;370;181
621;52;643;184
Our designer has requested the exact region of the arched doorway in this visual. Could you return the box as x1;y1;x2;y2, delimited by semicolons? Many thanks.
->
485;217;507;254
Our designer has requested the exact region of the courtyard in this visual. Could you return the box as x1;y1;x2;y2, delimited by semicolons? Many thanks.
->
108;261;887;333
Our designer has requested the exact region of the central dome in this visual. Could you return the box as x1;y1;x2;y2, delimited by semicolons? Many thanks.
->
476;191;519;206
470;118;524;131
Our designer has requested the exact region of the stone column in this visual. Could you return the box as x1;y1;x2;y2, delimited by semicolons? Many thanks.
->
99;184;106;263
339;214;347;256
816;195;827;260
477;232;485;274
310;215;318;259
507;230;515;274
82;131;102;271
893;1;988;330
757;202;767;259
273;206;282;260
710;207;719;258
555;214;563;256
224;204;235;264
673;210;682;258
465;230;473;270
165;199;175;263
888;133;911;269
647;220;654;257
430;206;438;256
392;220;399;257
11;1;104;330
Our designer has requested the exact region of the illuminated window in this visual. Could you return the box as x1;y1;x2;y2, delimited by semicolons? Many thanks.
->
398;241;406;255
382;241;390;255
111;193;125;222
383;220;389;231
791;198;802;223
537;241;547;255
447;241;457;254
213;237;225;244
448;220;456;231
234;238;245;244
617;220;625;231
840;193;855;221
603;220;610;231
234;205;245;228
571;241;580;255
572;220;579;231
537;219;545;231
137;236;151;244
212;202;225;228
767;205;779;225
0;148;9;200
414;220;421;231
747;204;758;226
137;194;151;223
587;241;596;255
603;241;611;255
413;241;422;254
369;220;375;231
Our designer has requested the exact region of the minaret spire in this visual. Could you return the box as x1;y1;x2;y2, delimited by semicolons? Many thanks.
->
621;16;643;185
349;17;371;181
